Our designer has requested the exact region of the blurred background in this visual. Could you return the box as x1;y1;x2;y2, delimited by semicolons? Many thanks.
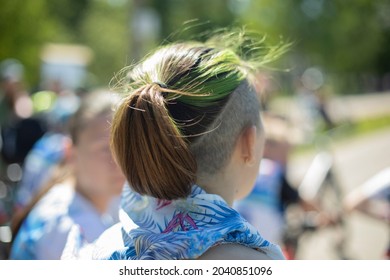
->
1;0;389;260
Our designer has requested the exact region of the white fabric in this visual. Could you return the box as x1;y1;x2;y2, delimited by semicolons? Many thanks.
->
10;183;119;259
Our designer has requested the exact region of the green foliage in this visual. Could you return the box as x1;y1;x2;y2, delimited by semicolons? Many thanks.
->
0;0;127;88
0;0;62;86
352;114;390;135
80;0;130;87
239;0;390;94
1;0;389;94
152;0;237;42
46;0;91;41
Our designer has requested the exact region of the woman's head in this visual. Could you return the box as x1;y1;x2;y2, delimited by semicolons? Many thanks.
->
69;90;125;198
111;31;286;200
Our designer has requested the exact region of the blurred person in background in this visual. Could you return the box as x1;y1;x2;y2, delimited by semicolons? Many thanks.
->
0;59;45;167
344;167;390;222
9;90;125;259
0;59;44;228
234;113;296;245
0;58;47;174
15;77;87;210
0;59;33;127
234;112;330;259
294;73;335;143
343;167;390;259
14;90;80;211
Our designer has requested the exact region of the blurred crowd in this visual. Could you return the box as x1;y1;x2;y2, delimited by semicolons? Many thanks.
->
0;59;124;259
0;58;388;260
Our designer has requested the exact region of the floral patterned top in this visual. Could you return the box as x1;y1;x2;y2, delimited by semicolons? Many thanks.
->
62;184;285;260
10;183;119;260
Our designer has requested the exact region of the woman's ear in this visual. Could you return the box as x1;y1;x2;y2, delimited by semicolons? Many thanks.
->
239;125;258;166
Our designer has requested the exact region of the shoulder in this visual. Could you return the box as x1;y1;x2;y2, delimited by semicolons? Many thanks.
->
34;183;74;213
94;223;125;249
198;243;273;260
11;206;74;259
16;184;74;245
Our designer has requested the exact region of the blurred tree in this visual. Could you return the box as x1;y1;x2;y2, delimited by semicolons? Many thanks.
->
0;0;62;87
123;0;238;72
45;0;91;42
2;0;389;94
0;0;127;89
80;0;130;87
239;0;390;94
152;0;236;42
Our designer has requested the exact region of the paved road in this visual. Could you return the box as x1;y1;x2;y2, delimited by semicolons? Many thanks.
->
286;128;390;259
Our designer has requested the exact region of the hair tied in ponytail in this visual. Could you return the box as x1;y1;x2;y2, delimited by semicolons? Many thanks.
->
152;82;169;99
153;81;168;89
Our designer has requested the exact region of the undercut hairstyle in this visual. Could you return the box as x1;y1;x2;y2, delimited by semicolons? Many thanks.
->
111;30;288;200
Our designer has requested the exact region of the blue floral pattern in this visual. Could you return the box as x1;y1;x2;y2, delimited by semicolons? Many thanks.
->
63;184;285;260
11;183;119;260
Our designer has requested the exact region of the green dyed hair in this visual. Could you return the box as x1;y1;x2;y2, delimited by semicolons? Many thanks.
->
111;30;288;200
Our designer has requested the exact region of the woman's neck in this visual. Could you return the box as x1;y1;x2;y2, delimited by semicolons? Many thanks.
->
196;166;237;207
